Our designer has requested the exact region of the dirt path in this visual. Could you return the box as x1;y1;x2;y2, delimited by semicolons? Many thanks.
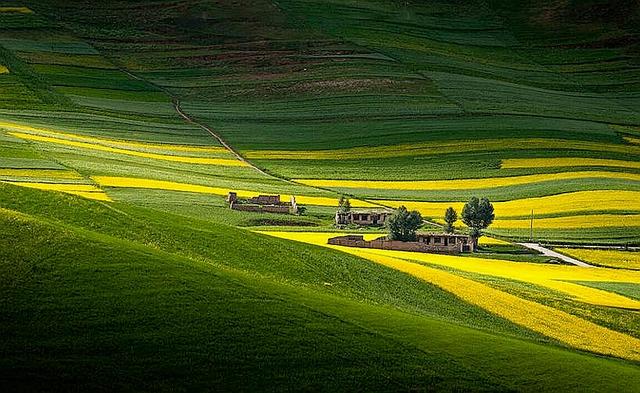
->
517;243;594;267
171;99;275;178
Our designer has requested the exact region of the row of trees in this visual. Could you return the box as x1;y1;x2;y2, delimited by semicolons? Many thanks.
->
386;197;495;248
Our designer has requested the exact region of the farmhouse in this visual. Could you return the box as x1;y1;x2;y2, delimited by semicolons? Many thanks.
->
227;192;299;214
328;233;472;254
335;210;391;227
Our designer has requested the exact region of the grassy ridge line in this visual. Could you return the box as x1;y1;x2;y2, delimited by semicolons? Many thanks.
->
2;186;640;390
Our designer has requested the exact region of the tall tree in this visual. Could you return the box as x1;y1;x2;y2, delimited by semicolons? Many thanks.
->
338;196;351;213
461;197;495;250
444;207;457;234
387;206;423;241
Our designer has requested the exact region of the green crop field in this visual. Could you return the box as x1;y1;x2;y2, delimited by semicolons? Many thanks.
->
1;0;640;391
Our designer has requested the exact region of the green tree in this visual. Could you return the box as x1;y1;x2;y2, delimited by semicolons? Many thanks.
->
444;207;457;234
461;197;495;250
338;196;351;213
386;206;423;241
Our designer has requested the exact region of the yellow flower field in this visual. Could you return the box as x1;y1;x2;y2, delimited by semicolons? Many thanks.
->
295;171;640;191
92;176;378;208
3;181;111;201
557;248;640;270
0;121;226;154
380;190;640;218
0;6;33;13
260;231;640;307
0;65;8;74
625;136;640;145
9;132;247;167
478;236;510;245
501;157;640;170
259;231;640;361
245;138;640;160
0;169;82;179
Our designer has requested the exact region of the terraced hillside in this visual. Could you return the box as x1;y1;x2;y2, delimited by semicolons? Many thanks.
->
1;0;634;243
1;0;640;391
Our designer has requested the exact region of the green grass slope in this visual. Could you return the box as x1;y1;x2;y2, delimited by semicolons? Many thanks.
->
2;184;640;392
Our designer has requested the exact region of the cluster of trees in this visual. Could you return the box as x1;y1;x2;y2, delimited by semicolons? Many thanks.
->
386;197;494;249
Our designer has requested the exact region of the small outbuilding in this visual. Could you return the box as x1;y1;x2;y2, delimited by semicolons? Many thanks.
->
335;210;391;227
227;192;299;215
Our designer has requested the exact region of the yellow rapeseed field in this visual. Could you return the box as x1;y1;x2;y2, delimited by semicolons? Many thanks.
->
0;65;8;74
0;7;33;13
259;231;640;361
259;232;640;308
0;169;82;179
478;237;510;245
245;138;640;160
3;181;111;201
0;121;227;154
625;136;640;145
295;171;640;191
380;190;640;218
9;132;247;167
91;176;378;208
557;248;640;270
501;157;640;170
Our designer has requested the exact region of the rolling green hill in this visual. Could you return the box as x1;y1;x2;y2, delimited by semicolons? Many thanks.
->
2;184;640;392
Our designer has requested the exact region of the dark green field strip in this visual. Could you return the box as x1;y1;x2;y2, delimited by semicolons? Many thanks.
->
319;178;640;202
576;282;640;301
0;12;50;30
32;63;155;91
15;51;118;68
429;71;640;124
0;37;99;55
190;114;622;151
184;94;460;121
54;87;170;102
0;110;215;144
0;157;63;169
489;227;640;246
63;95;178;116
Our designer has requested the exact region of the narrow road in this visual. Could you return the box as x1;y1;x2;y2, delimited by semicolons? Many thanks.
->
172;99;275;178
517;243;594;267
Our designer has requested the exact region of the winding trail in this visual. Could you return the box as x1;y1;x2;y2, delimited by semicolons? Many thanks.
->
172;99;274;178
517;243;594;267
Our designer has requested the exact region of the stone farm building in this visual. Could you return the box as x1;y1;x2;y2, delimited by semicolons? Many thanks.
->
227;192;299;214
328;233;472;254
335;210;391;227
